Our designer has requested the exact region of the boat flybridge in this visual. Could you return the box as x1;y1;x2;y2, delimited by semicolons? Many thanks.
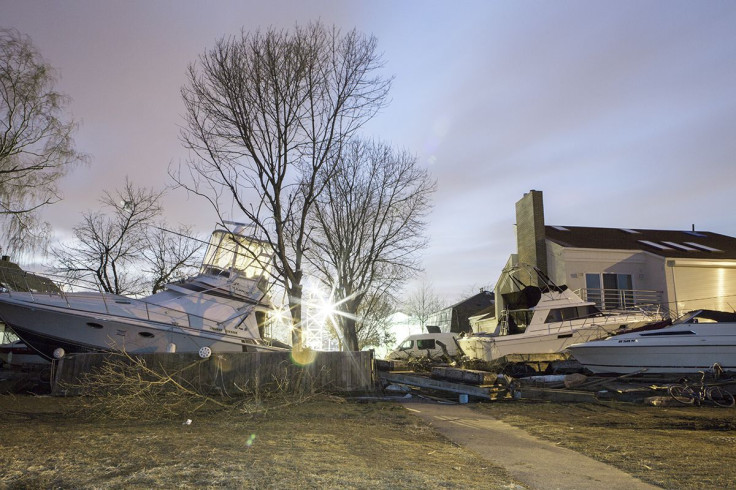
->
0;228;288;360
457;264;663;362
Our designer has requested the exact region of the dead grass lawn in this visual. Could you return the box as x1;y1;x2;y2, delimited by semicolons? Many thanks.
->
0;395;520;489
477;400;736;489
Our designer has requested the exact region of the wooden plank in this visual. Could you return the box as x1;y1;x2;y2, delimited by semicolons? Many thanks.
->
514;387;601;403
499;353;568;363
431;367;498;385
380;371;495;399
375;359;408;371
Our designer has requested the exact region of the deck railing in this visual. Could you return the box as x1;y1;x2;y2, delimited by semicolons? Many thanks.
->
577;287;664;313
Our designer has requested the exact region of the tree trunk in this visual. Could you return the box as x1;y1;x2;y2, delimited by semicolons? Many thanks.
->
288;285;304;348
342;315;360;352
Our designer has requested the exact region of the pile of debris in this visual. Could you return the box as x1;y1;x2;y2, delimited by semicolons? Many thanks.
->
376;356;736;406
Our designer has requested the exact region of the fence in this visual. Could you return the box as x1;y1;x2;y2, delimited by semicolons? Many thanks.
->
52;350;375;396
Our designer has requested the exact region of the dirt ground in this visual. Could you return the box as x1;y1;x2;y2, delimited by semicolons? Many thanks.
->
2;394;735;489
0;395;521;489
477;400;736;489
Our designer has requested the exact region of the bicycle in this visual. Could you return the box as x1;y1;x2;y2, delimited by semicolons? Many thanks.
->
668;371;735;408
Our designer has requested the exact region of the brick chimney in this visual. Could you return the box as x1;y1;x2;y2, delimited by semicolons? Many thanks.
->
515;190;547;278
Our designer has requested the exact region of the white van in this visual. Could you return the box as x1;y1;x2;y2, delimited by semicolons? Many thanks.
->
387;333;462;360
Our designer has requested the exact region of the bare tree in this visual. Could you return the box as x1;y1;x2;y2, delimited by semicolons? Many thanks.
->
0;29;85;255
306;139;435;351
404;280;445;331
353;290;396;350
143;225;204;294
175;22;391;346
53;179;164;295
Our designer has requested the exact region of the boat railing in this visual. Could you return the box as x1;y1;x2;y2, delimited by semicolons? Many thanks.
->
0;266;246;333
499;301;666;337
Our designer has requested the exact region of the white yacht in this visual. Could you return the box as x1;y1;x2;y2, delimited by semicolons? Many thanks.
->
567;310;736;374
0;228;287;360
458;265;662;362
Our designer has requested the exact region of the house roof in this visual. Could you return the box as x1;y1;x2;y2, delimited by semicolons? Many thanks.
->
544;226;736;260
444;290;494;311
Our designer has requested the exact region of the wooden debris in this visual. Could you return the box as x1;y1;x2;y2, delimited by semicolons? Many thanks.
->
380;371;508;400
375;359;409;371
564;373;588;388
644;396;683;407
431;367;498;386
513;387;599;403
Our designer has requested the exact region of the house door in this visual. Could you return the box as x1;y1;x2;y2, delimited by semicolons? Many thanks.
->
586;273;633;309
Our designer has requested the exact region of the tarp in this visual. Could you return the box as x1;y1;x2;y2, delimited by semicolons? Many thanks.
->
501;285;542;310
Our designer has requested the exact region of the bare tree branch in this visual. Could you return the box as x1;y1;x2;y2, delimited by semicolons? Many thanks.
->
404;280;446;331
173;22;391;346
305;139;436;350
143;225;205;294
52;178;166;295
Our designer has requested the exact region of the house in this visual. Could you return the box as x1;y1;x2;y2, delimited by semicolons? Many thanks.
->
427;290;494;334
511;190;736;317
0;256;60;293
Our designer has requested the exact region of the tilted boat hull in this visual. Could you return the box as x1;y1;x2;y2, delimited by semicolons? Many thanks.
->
0;229;288;360
0;294;265;360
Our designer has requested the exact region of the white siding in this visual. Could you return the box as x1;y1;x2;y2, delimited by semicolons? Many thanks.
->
546;242;657;291
666;260;736;316
544;242;736;319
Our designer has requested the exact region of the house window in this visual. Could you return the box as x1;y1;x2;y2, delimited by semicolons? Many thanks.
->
585;273;633;309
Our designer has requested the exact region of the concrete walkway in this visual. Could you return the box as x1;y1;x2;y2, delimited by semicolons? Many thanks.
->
403;401;658;490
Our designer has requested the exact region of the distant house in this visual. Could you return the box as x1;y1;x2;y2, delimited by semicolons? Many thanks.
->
513;190;736;317
427;290;494;334
0;257;60;293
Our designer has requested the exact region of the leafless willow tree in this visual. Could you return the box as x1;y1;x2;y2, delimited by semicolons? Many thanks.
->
0;29;86;255
53;179;165;295
404;280;445;331
174;22;391;346
306;139;435;351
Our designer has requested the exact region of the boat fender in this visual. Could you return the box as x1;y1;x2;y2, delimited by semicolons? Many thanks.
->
166;343;177;353
53;348;65;359
198;346;212;359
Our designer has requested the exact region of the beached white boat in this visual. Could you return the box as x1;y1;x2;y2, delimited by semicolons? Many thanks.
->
0;228;287;360
457;266;662;362
566;310;736;374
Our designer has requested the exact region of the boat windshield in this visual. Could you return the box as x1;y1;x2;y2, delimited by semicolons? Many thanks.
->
201;230;273;279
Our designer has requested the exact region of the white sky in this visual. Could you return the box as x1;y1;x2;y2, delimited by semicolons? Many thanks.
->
3;0;736;302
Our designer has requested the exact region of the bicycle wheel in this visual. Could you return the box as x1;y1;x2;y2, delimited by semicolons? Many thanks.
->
706;386;735;408
668;384;696;405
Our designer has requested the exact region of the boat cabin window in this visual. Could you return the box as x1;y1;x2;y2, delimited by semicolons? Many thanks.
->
545;305;601;323
201;230;273;279
416;339;436;350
